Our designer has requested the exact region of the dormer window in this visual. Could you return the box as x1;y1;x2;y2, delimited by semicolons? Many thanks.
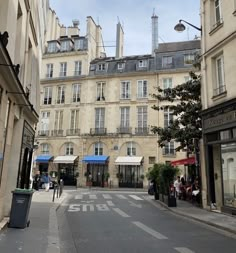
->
117;62;125;70
74;39;84;50
60;40;70;51
47;41;58;53
184;54;195;65
97;63;106;71
138;60;147;68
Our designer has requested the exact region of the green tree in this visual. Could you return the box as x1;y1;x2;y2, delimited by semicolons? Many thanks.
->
151;71;201;154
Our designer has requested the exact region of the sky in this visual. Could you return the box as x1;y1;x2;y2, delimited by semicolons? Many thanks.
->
49;0;201;57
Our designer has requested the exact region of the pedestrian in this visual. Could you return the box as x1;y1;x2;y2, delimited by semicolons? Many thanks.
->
174;176;182;199
33;171;40;191
44;172;51;192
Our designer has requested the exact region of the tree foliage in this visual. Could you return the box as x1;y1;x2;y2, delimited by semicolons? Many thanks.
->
151;71;202;153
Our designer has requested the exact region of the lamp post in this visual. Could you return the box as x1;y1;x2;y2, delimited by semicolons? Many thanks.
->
174;19;202;33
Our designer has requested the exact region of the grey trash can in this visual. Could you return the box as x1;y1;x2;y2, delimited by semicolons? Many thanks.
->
9;190;34;228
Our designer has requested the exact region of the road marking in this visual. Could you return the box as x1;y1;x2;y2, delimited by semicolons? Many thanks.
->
102;194;112;199
68;204;109;212
132;221;168;240
129;195;143;200
129;201;142;208
174;247;195;253
89;195;97;199
81;200;94;203
75;194;83;200
107;201;115;206
116;194;127;199
113;208;130;217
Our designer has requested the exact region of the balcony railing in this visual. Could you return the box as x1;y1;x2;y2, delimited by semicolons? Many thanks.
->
38;130;50;137
66;129;80;136
90;128;107;135
135;127;149;135
51;129;64;136
117;127;132;134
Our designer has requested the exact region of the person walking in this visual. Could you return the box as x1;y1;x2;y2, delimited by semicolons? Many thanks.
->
33;171;41;191
44;172;51;192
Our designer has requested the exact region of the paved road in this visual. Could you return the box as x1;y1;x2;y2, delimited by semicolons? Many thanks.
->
57;189;236;253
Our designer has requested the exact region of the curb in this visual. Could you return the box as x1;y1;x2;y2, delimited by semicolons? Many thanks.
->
156;200;236;236
0;217;9;232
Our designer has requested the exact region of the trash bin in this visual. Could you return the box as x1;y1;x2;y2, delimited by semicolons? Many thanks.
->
8;189;34;229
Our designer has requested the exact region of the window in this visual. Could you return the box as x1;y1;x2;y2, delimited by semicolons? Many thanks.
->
184;54;195;65
184;76;191;82
74;61;82;76
120;107;130;128
41;111;50;133
54;110;63;130
117;62;124;70
70;110;79;130
162;56;173;68
97;63;106;71
137;106;147;128
149;156;156;164
65;143;74;155
163;141;175;155
163;78;172;96
214;55;225;96
94;142;103;155
60;62;67;77
72;84;80;103
74;39;84;50
97;82;106;101
46;64;53;78
164;108;173;128
47;41;58;53
43;87;52;105
138;60;147;68
60;40;70;51
41;143;49;154
120;81;130;99
127;142;136;156
56;86;65;104
95;108;105;129
214;0;222;25
137;80;147;98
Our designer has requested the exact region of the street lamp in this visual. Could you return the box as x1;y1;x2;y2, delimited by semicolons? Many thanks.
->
174;19;202;32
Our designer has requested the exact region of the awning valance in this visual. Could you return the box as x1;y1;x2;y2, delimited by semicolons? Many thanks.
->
82;155;109;164
171;156;195;166
53;155;78;164
115;156;143;166
35;155;53;163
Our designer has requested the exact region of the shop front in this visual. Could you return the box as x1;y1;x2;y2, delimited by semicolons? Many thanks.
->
115;156;144;188
53;155;79;186
35;155;54;174
202;98;236;215
82;155;109;187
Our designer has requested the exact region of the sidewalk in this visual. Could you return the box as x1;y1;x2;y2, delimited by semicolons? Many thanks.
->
0;188;68;253
153;197;236;236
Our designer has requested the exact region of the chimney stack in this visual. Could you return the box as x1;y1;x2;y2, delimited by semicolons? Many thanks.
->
116;22;124;58
151;13;159;55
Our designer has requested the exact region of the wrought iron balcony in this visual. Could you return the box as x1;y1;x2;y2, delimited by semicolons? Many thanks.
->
51;129;64;136
135;127;149;135
38;130;50;137
90;128;107;135
66;129;80;136
117;127;132;134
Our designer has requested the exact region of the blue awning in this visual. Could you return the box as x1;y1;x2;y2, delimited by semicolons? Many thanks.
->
35;155;53;163
82;155;109;164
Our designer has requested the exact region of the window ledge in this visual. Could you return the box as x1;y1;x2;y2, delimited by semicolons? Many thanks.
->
209;21;223;36
212;90;227;101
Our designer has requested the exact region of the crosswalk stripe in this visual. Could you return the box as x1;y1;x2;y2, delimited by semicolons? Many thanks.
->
89;195;97;199
106;201;115;206
116;194;127;199
174;247;195;253
129;195;143;200
75;194;83;200
102;194;112;199
132;221;168;240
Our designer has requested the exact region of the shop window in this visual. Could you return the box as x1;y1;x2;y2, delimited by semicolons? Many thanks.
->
220;130;231;140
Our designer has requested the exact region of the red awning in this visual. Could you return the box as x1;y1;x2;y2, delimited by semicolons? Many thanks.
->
171;156;195;166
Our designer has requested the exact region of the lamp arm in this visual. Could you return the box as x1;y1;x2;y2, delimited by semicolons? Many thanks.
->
179;19;202;31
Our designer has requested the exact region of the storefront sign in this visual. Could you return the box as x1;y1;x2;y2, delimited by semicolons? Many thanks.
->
204;110;236;129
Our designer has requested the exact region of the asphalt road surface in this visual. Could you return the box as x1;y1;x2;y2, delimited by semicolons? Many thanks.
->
57;189;236;253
